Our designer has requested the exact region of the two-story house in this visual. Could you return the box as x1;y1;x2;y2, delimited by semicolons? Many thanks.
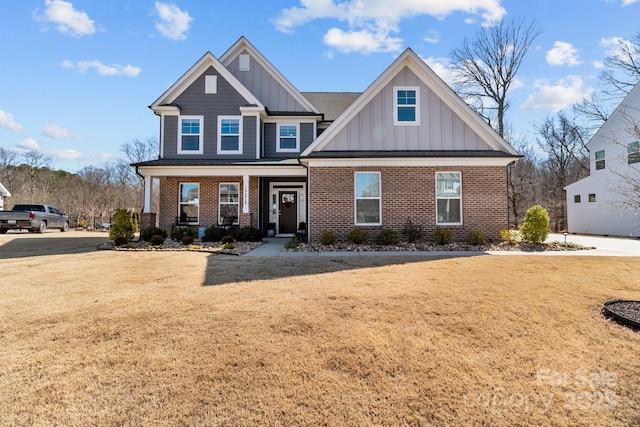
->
134;37;521;243
564;81;640;237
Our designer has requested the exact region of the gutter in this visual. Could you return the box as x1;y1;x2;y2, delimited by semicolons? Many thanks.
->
297;155;310;243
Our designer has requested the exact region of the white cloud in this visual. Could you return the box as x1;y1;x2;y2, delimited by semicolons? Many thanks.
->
42;124;83;139
420;56;456;85
275;0;506;54
34;0;95;37
17;138;40;150
546;41;582;66
0;110;24;132
520;76;591;112
593;60;605;69
154;1;193;40
62;60;141;77
622;0;638;5
424;30;439;44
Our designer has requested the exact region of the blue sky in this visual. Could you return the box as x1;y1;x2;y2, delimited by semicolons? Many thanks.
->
0;0;638;171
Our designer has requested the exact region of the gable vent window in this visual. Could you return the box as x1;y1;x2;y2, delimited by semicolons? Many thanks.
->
574;195;581;203
394;86;420;125
628;141;640;165
239;54;250;72
595;150;605;170
589;193;596;203
205;75;217;94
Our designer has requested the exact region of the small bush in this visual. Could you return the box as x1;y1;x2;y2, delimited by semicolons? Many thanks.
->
221;235;235;244
140;226;167;242
520;205;551;244
499;229;520;244
433;228;454;245
402;218;423;243
171;226;195;241
319;230;337;245
284;238;299;249
222;242;235;250
468;230;487;245
347;228;369;244
113;235;129;246
149;234;165;246
109;209;135;242
375;229;399;245
203;225;225;242
181;235;195;245
236;226;263;242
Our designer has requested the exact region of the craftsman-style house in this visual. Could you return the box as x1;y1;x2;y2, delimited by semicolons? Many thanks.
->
134;37;520;242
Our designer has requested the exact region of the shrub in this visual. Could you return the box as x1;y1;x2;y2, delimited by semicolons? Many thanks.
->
236;226;263;242
171;226;195;241
113;235;129;246
149;234;165;246
140;226;167;242
222;242;235;250
284;238;299;250
402;218;423;243
499;229;520;244
520;205;551;244
181;235;195;245
318;230;337;245
221;235;235;244
203;225;225;242
433;228;454;245
375;229;399;245
347;228;369;244
109;209;135;243
468;230;487;245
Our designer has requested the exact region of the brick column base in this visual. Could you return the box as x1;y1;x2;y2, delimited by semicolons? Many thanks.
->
240;212;254;227
140;213;157;230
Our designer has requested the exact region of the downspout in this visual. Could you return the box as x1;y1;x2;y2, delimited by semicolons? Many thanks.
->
506;160;515;230
297;156;310;243
135;166;146;214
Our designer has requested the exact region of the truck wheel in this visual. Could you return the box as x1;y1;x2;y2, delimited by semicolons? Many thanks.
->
38;221;47;233
61;222;69;232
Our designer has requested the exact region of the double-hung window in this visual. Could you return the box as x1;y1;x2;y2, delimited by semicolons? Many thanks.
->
178;183;199;224
219;183;239;225
436;172;462;225
178;116;203;154
218;116;242;154
277;124;299;152
394;86;420;125
595;150;605;170
355;172;381;225
628;141;640;165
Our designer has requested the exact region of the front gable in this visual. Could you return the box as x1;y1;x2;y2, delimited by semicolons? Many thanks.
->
301;48;518;161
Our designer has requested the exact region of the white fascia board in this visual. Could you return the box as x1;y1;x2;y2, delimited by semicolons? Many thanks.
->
136;165;306;178
301;157;516;168
0;182;10;197
220;37;320;114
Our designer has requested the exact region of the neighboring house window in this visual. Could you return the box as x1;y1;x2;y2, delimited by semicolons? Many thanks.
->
179;183;199;224
394;86;420;125
355;172;381;225
588;193;596;203
277;124;299;152
178;116;203;154
218;116;242;154
595;150;605;170
436;172;462;225
574;195;581;203
628;141;640;164
205;75;217;94
219;183;239;224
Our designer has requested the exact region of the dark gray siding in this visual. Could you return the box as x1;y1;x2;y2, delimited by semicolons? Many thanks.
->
162;66;256;160
242;116;257;159
263;122;315;158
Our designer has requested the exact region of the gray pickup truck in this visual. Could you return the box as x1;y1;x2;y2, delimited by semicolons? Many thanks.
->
0;204;70;234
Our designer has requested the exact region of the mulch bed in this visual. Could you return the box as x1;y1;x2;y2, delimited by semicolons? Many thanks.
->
290;241;595;253
603;300;640;329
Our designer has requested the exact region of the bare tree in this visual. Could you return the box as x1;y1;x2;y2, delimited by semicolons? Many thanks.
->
507;141;540;228
450;18;541;137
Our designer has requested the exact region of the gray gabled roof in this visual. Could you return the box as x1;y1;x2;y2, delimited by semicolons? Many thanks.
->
302;92;361;122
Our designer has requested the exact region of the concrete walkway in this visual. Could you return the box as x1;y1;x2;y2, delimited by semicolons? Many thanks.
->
244;234;640;257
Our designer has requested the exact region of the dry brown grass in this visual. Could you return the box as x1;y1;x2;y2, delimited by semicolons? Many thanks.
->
1;242;639;426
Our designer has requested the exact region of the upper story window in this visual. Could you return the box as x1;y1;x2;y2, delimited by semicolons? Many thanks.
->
218;116;242;154
277;124;299;152
355;172;381;225
436;172;462;225
394;86;420;125
628;141;640;165
595;149;605;170
178;116;203;154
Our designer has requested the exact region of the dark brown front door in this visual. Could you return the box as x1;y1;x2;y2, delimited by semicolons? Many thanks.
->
278;191;297;234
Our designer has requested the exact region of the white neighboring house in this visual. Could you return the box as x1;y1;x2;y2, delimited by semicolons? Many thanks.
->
0;182;10;211
565;82;640;237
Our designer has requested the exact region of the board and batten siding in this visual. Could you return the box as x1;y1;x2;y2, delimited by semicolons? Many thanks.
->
163;66;256;160
227;50;309;112
320;66;494;152
263;122;315;158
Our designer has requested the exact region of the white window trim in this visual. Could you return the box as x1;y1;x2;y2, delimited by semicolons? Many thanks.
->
393;86;420;126
217;116;243;155
354;171;382;226
205;75;217;94
219;182;240;225
435;171;463;226
178;182;200;225
178;115;204;155
276;123;300;153
594;149;605;171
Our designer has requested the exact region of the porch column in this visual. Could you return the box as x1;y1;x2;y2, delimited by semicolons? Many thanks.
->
143;175;152;213
242;174;249;213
